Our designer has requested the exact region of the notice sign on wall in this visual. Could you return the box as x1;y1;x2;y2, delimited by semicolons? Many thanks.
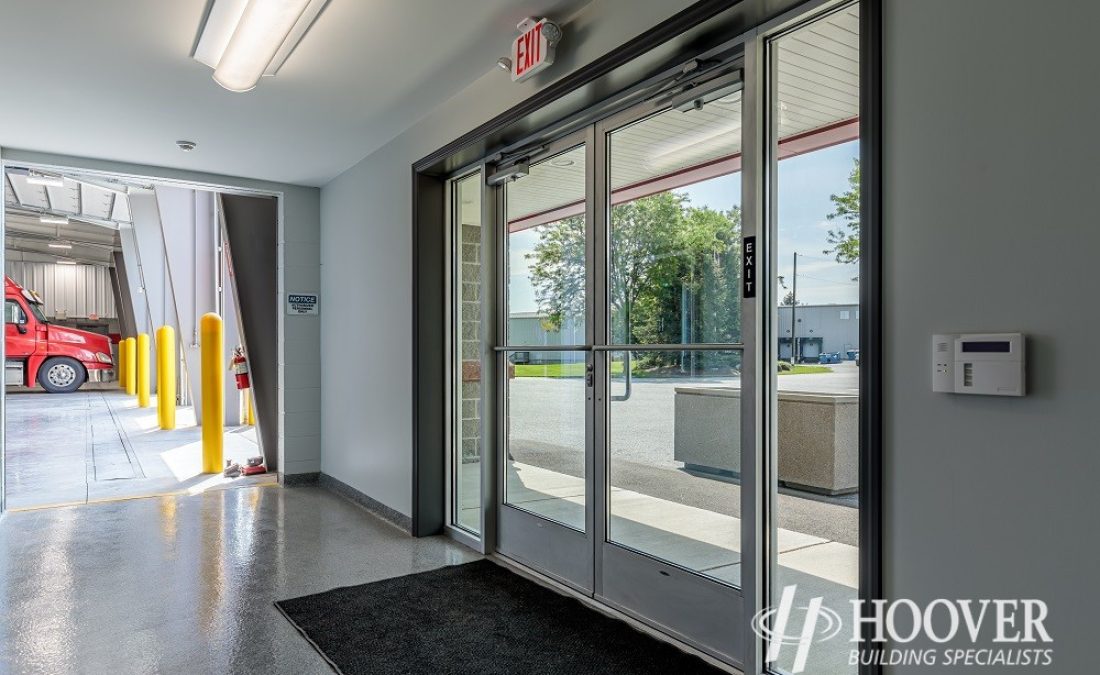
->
287;292;319;315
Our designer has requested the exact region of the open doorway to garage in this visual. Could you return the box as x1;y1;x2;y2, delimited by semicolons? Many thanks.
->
2;163;279;511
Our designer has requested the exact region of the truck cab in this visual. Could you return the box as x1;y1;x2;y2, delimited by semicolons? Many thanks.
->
4;276;114;393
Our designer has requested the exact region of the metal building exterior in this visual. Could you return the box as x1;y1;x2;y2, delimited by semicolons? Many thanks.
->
778;303;859;360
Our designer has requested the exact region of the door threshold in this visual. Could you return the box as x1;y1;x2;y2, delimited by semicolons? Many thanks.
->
488;552;744;675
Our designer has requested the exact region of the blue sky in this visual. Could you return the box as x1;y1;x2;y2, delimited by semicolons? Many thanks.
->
509;140;860;314
682;140;861;306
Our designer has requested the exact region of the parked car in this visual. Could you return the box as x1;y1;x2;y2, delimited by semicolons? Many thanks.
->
4;276;114;393
818;351;843;365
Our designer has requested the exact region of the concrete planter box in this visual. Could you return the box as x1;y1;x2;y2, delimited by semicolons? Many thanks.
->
673;387;858;495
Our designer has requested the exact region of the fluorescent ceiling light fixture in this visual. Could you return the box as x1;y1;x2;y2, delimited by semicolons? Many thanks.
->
40;215;70;225
57;260;77;265
48;242;73;249
193;0;329;92
26;173;64;188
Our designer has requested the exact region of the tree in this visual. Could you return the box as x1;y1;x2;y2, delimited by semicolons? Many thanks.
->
527;191;741;371
781;290;799;306
525;213;586;333
823;159;860;265
606;191;688;345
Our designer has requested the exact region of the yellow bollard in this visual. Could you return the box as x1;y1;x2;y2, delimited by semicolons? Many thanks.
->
117;339;128;389
136;333;150;408
156;325;176;430
124;337;136;396
200;313;224;473
244;388;255;426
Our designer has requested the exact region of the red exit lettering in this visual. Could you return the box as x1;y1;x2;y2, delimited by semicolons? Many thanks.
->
514;22;543;78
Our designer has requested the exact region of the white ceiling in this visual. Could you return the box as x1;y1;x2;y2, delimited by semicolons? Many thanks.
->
4;166;127;265
4;213;120;266
0;0;588;187
505;98;745;223
776;5;859;139
4;171;131;225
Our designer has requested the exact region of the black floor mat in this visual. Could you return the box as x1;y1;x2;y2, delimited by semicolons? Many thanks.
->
275;559;725;675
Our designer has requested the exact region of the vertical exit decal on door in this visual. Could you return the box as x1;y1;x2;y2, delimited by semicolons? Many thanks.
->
743;236;756;298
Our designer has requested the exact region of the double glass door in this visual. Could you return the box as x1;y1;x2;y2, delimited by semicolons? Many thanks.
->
450;5;864;673
496;71;750;663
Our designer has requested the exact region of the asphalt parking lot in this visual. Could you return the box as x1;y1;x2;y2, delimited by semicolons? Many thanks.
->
509;361;859;470
505;362;860;544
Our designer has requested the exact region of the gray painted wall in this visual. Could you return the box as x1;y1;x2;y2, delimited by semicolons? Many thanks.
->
320;0;696;517
884;0;1099;670
0;149;321;477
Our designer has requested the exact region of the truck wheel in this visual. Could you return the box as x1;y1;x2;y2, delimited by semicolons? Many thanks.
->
38;357;86;393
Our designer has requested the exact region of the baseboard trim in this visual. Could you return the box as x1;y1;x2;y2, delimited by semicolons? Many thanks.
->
318;472;413;534
279;471;320;487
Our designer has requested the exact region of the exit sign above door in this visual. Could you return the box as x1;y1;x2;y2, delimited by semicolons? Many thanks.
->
511;18;561;82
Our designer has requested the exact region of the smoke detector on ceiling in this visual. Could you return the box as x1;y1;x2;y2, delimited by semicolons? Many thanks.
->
176;140;197;152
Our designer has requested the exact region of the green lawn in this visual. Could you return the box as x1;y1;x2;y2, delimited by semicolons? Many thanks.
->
514;362;833;377
779;365;833;375
514;362;831;378
514;362;625;377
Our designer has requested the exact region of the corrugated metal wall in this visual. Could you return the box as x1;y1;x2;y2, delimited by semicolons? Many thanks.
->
4;261;116;319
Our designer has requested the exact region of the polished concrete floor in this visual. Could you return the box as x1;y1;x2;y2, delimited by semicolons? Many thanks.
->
5;390;269;510
0;485;480;674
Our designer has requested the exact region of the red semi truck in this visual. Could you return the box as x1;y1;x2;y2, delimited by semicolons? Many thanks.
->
4;276;114;393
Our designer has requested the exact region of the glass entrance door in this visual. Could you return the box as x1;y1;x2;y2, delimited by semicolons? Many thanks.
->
493;60;752;663
454;3;866;670
592;80;747;663
497;132;595;592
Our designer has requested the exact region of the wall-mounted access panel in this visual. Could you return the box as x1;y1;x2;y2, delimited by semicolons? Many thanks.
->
932;333;1026;396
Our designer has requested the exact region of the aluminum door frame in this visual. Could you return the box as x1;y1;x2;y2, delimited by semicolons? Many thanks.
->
587;73;753;667
740;29;770;675
442;163;498;554
493;128;597;594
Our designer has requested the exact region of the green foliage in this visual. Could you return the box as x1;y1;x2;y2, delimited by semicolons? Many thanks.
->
527;191;742;371
525;214;586;333
823;159;861;265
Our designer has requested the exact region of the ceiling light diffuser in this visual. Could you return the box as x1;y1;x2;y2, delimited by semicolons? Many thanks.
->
48;242;73;249
57;260;77;265
193;0;329;93
26;174;64;188
40;215;70;225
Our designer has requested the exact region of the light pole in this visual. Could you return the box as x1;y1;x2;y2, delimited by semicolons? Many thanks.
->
791;252;798;363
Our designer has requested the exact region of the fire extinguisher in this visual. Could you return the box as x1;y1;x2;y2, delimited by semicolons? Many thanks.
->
231;346;250;390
